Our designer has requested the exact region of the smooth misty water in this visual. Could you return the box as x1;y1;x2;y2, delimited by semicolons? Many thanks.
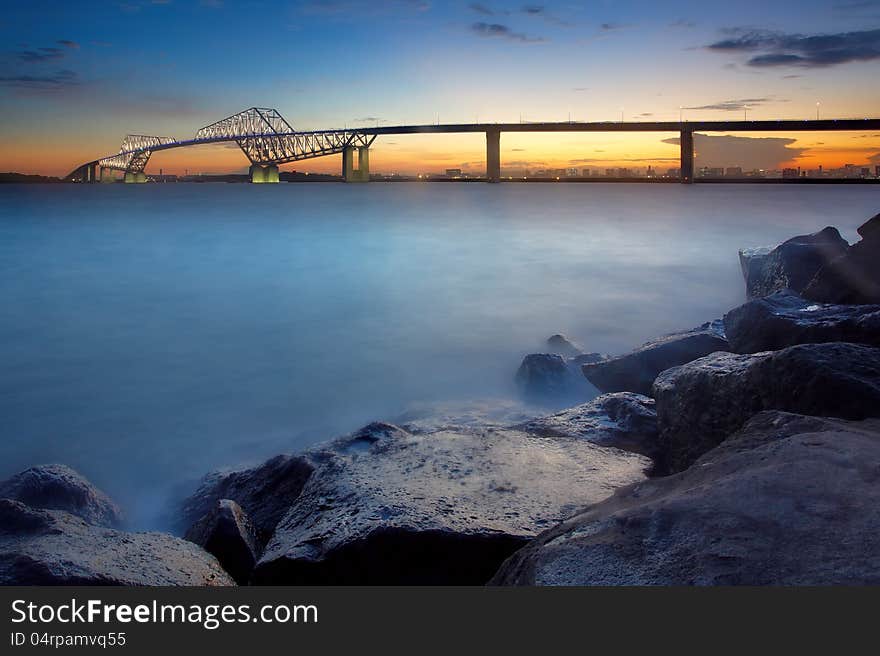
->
1;182;878;527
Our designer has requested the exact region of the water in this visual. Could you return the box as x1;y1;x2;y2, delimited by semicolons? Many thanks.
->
1;182;877;527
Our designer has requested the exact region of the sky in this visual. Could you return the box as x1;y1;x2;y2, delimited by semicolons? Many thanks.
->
1;0;879;176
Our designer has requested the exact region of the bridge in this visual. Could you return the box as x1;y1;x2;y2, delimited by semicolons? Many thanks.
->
67;107;880;184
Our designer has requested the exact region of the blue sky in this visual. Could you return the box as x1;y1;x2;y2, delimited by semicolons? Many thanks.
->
2;0;879;174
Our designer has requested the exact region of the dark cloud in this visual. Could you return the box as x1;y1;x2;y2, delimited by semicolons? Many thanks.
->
470;22;544;42
662;134;806;169
670;19;696;28
706;27;880;68
684;97;781;112
57;40;79;49
600;22;626;31
0;69;78;89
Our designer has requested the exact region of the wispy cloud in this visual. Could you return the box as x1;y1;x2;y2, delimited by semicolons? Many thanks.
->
0;69;79;89
706;27;880;67
468;2;495;15
17;47;66;63
684;97;785;112
470;22;544;43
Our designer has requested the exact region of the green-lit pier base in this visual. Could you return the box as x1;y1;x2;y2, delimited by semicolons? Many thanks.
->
250;164;280;183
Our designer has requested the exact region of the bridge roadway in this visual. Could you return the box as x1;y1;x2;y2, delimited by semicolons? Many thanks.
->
71;117;880;184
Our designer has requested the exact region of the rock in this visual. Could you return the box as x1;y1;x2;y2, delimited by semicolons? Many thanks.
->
491;412;880;585
546;334;583;358
0;464;123;528
252;422;649;584
185;499;260;585
738;226;849;298
570;352;609;366
723;290;880;353
515;392;659;459
581;320;729;396
652;342;880;474
514;353;572;397
803;214;880;305
0;499;233;586
178;454;314;544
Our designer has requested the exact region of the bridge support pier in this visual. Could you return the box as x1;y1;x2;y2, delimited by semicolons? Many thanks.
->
124;171;147;183
342;146;370;182
680;130;694;184
100;167;116;183
250;164;279;183
486;129;501;183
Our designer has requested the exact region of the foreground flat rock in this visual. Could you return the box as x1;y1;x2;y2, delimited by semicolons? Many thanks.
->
185;499;260;585
723;290;880;353
491;412;880;585
0;499;233;586
515;392;658;458
739;226;849;298
581;320;729;396
253;423;649;584
178;454;315;544
652;342;880;473
804;213;880;305
0;464;123;528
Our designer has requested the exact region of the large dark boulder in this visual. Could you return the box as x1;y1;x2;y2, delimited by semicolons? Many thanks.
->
723;290;880;353
0;464;123;528
492;412;880;585
185;499;260;585
803;213;880;305
178;454;314;544
581;320;729;396
0;499;233;586
652;342;880;473
739;226;849;298
515;392;658;459
515;353;573;397
252;422;649;585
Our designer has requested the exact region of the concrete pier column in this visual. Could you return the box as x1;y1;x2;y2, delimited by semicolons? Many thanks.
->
265;164;279;183
250;164;267;183
357;146;370;182
680;130;694;184
100;167;116;183
342;147;355;182
486;129;501;183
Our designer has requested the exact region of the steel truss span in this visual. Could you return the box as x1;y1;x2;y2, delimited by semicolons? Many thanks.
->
72;107;376;179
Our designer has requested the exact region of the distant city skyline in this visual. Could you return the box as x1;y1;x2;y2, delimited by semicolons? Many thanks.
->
2;0;879;176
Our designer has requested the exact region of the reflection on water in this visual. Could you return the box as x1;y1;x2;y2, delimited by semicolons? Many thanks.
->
1;182;877;527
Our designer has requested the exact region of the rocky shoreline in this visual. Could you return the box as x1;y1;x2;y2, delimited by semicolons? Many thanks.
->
2;212;879;586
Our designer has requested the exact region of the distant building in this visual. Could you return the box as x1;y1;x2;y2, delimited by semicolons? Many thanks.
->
606;169;616;177
617;168;632;177
862;168;871;178
565;168;579;177
725;167;743;177
445;168;462;178
875;165;880;178
646;165;655;178
666;168;680;178
782;168;799;178
581;168;591;177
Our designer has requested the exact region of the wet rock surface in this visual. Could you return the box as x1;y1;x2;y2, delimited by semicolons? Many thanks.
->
515;392;658;458
491;412;880;585
178;454;315;544
252;422;649;584
739;226;849;299
185;499;260;585
581;320;729;396
723;290;880;353
0;464;123;528
652;342;880;473
0;499;233;586
803;214;880;305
